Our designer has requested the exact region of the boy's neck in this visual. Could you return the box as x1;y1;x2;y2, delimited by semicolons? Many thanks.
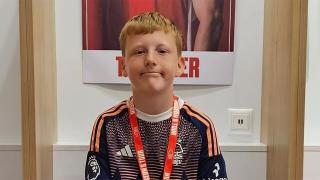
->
132;91;174;115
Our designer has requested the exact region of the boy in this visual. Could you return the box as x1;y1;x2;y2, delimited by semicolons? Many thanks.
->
85;12;227;180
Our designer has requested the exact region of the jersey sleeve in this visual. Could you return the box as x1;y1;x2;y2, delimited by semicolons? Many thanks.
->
197;153;228;179
85;114;112;180
197;118;228;179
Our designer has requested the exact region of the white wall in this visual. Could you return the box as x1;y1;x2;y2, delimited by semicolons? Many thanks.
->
0;0;22;179
303;0;320;179
304;0;320;146
55;0;265;145
0;0;21;144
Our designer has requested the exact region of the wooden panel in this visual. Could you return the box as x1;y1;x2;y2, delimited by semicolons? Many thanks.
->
261;0;307;180
20;0;36;179
19;0;57;179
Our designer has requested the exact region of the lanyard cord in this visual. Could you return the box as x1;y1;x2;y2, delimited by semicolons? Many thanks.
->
128;96;180;180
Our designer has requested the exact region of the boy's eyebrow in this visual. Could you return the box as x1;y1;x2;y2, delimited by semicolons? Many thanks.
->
156;43;170;47
129;42;171;49
128;44;145;50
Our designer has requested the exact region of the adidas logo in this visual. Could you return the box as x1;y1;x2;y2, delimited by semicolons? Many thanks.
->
116;145;133;157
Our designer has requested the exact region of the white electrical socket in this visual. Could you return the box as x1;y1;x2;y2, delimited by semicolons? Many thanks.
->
228;108;253;134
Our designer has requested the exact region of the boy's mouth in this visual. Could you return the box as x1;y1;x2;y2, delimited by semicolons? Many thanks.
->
140;72;163;77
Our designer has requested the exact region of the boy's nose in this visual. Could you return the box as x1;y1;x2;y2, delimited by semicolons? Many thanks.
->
144;52;156;66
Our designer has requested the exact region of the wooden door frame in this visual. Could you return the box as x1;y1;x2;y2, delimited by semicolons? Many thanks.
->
261;0;307;180
19;0;57;179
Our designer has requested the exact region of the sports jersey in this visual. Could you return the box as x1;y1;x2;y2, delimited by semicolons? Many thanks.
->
85;98;228;180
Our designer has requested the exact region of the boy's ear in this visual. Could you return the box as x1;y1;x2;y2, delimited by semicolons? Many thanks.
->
176;57;185;77
121;60;128;77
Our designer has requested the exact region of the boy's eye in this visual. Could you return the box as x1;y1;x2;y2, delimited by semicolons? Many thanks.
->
157;49;168;54
134;49;145;55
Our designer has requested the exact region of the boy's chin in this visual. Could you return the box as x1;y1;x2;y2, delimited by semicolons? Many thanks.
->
143;86;167;94
137;84;171;95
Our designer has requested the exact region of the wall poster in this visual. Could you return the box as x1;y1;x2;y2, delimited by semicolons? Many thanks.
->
82;0;236;85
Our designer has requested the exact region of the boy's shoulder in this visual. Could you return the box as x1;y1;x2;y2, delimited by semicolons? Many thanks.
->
181;101;213;124
180;100;221;157
95;100;128;122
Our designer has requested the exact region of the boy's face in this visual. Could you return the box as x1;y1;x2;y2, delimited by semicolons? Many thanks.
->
122;30;184;95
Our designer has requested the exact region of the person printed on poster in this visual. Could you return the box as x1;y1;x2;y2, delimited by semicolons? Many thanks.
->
83;0;231;52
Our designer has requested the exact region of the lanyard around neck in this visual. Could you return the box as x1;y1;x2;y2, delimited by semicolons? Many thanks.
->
128;96;180;180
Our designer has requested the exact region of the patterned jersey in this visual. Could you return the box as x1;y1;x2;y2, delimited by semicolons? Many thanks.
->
85;98;228;180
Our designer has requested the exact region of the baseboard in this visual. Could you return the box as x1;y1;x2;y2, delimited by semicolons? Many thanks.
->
0;144;21;151
304;146;320;152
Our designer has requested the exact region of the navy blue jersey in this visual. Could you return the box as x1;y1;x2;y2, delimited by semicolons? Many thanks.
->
85;98;228;180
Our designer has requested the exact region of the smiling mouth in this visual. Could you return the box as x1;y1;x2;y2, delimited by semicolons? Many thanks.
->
141;72;163;77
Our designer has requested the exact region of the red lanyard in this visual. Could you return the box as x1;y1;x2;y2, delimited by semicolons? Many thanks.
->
128;96;180;180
